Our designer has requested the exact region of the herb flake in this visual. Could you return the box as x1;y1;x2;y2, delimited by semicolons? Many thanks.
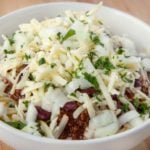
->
28;73;35;81
94;56;115;74
38;58;46;65
83;72;99;89
23;101;29;108
6;121;26;129
121;103;129;113
4;49;15;54
89;31;104;46
24;54;31;60
61;29;76;43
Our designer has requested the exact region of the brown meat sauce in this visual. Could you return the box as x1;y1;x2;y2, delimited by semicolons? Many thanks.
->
57;101;89;140
2;64;28;101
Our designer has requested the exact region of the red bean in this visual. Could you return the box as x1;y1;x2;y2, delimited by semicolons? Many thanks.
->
79;87;96;96
111;94;122;109
36;106;51;121
134;78;143;88
63;101;79;112
2;78;13;94
125;88;134;100
57;101;89;140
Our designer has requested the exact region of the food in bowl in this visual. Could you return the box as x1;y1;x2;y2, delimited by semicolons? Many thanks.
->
0;4;149;140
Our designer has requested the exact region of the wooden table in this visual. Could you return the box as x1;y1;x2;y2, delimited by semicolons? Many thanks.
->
0;0;150;149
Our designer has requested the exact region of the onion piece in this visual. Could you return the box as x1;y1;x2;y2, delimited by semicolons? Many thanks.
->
73;105;84;119
94;71;116;110
79;94;95;118
86;110;119;138
54;114;69;138
0;102;6;116
118;110;139;127
26;103;38;124
65;78;92;94
40;121;54;138
129;117;143;127
135;89;150;103
95;121;119;138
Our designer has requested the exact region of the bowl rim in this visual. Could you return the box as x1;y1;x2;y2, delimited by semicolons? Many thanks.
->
0;1;150;144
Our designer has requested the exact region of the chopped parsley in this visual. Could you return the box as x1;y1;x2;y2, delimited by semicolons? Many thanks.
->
89;31;104;46
138;103;150;115
119;72;133;83
133;99;150;115
23;101;29;108
38;58;46;65
84;72;99;89
121;103;129;113
56;32;63;41
116;47;124;55
28;73;35;81
50;63;57;68
61;29;76;43
94;56;115;74
88;51;96;62
24;53;31;60
133;98;150;115
70;92;76;97
4;49;15;54
8;37;15;45
6;121;26;129
69;17;75;23
43;83;51;92
133;98;140;108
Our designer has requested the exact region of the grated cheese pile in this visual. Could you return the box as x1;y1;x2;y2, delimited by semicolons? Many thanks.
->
0;4;150;140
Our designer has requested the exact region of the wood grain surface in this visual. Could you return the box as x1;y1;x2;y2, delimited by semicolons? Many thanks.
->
0;0;150;150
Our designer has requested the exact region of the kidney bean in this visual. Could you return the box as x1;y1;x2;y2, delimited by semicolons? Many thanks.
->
36;106;51;121
79;87;96;96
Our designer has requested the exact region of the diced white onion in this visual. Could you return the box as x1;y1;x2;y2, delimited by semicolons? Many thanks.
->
73;105;84;119
118;110;139;127
79;94;95;118
129;117;143;127
65;78;92;94
95;72;116;110
54;114;69;138
26;103;38;124
0;102;6;116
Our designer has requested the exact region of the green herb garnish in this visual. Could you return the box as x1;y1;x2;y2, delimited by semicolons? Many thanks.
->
133;99;150;115
69;17;75;23
116;48;124;55
70;92;76;97
38;58;46;65
138;103;150;115
121;103;129;113
50;63;57;68
56;32;63;41
6;121;26;129
28;73;35;81
119;72;133;83
4;49;15;54
84;72;99;89
61;29;76;43
44;83;51;92
23;101;29;108
8;37;15;45
24;54;31;60
88;51;96;62
89;31;104;46
94;56;115;74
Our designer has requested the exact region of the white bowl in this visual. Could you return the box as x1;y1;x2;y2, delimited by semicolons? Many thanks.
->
0;2;150;150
